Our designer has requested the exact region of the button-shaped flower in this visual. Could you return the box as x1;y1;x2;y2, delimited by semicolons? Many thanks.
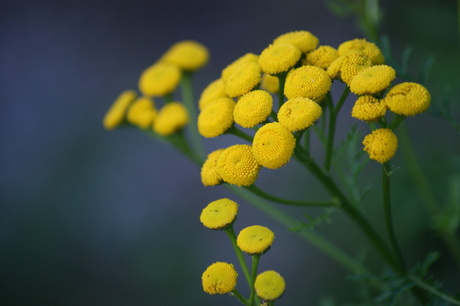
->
254;270;286;301
201;149;225;186
202;262;238;294
304;45;339;69
338;38;385;65
284;65;332;101
152;102;188;136
224;62;262;98
351;96;387;122
234;90;273;128
258;43;301;75
273;30;319;53
221;53;259;82
237;225;275;255
327;51;373;85
160;40;209;71
200;198;238;230
217;144;261;186
198;78;227;111
127;97;157;129
350;65;396;95
384;82;431;116
103;90;137;130
138;62;181;97
363;128;398;163
198;97;236;138
278;97;322;132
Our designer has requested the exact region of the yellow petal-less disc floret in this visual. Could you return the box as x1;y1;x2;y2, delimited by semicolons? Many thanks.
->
278;97;322;131
255;270;286;301
152;102;188;136
237;225;275;254
221;53;259;81
202;262;238;295
200;198;238;230
201;149;225;186
258;43;302;75
252;122;296;169
217;144;261;186
234;90;273;128
273;30;319;53
327;51;373;85
160;40;209;71
284;65;332;101
126;97;157;129
103;90;137;130
198;78;227;111
384;82;431;116
350;65;396;95
224;62;262;98
338;38;385;65
351;96;387;121
304;45;339;69
138;62;181;97
363;128;398;163
198;97;236;138
261;73;279;94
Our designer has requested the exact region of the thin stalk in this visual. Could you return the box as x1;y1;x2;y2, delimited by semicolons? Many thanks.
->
249;255;261;305
382;162;406;272
231;289;250;305
225;227;252;287
276;72;287;110
226;126;254;143
409;275;460;305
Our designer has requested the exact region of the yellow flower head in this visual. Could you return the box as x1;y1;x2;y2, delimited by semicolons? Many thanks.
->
278;97;322;131
234;90;273;128
126;97;157;129
284;65;332;101
200;198;238;230
224;62;262;98
338;38;385;64
237;225;275;254
327;51;373;85
160;40;209;71
201;149;225;186
273;30;319;53
198;78;227;111
258;43;301;75
384;82;431;116
255;270;286;301
363;128;398;163
261;73;279;94
152;102;188;136
221;53;259;81
350;65;396;95
217;144;261;186
304;45;339;69
202;262;238;294
198;97;236;138
103;90;137;130
351;96;387;121
138;62;181;97
252;122;296;169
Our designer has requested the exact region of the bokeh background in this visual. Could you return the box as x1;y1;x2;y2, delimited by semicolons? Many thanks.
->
1;0;459;305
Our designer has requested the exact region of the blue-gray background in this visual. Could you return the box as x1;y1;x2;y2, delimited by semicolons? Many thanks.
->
1;0;459;305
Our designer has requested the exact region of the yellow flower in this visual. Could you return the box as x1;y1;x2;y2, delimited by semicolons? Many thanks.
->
221;53;259;81
351;96;387;121
384;82;431;116
252;122;296;169
234;90;273;128
284;65;332;101
254;271;286;301
200;198;238;230
236;225;275;254
198;97;236;138
327;51;373;85
138;62;181;97
126;97;157;129
278;97;322;131
198;78;227;111
202;262;238;294
224;62;262;98
160;40;209;71
363;128;398;163
103;90;137;130
261;73;279;94
258;43;301;75
217;144;261;186
152;102;188;136
201;149;225;186
273;30;319;53
338;38;385;64
350;65;396;95
304;45;339;69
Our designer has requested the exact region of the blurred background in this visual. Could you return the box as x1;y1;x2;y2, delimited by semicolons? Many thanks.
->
1;0;459;305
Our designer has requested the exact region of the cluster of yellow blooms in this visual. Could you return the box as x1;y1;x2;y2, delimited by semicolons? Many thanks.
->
200;198;285;302
103;40;209;136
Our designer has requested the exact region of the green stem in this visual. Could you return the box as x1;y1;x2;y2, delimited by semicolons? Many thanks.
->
409;275;460;305
226;126;254;143
181;72;206;162
244;185;339;207
231;289;250;305
249;255;261;305
276;72;287;110
225;226;252;287
382;162;406;272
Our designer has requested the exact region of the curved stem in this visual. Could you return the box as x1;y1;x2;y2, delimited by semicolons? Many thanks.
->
226;126;254;143
231;289;250;305
276;72;287;110
225;226;252;287
409;275;460;305
249;255;261;305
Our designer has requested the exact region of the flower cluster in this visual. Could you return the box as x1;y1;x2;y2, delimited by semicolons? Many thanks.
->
200;198;285;303
103;40;209;136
